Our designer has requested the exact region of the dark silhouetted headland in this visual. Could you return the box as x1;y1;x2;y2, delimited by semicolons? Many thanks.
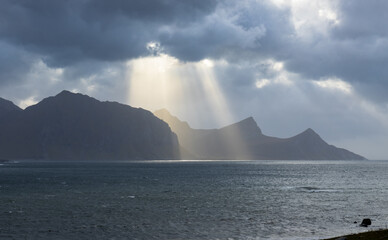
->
154;109;366;160
0;91;180;160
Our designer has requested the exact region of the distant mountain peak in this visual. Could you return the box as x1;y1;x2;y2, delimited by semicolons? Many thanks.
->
238;116;257;126
57;90;73;95
55;90;91;99
303;128;317;135
299;128;323;139
23;90;97;113
221;116;262;135
57;90;98;103
291;127;326;145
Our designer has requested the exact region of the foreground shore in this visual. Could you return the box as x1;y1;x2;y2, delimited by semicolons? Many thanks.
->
323;229;388;240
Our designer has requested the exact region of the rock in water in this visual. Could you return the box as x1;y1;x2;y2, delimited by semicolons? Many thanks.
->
360;218;371;227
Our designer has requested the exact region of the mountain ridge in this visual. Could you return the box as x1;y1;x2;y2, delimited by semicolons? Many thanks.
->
0;91;180;160
0;91;366;161
154;109;366;160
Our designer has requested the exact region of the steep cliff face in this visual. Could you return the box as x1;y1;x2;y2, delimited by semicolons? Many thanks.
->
154;109;366;160
0;91;180;160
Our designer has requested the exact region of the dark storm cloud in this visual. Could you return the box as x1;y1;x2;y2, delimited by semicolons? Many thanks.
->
0;0;218;68
1;0;387;81
286;31;388;85
0;41;34;86
0;0;294;65
1;0;388;103
331;0;388;98
83;0;217;24
333;0;388;39
160;1;293;62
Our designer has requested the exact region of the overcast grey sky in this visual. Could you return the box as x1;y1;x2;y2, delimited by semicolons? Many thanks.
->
1;0;388;159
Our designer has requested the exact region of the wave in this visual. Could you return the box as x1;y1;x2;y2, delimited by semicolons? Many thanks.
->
283;186;343;193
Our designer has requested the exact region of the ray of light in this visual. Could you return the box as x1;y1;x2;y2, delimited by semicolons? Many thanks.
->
127;54;180;111
127;55;253;159
194;59;234;127
193;59;252;159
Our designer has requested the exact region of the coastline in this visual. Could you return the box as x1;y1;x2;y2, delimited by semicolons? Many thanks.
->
323;229;388;240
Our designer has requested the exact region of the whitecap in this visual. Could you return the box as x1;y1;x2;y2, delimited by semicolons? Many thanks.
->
284;186;343;193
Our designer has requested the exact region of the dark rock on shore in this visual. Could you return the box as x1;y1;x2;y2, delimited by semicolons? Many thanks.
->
360;218;371;227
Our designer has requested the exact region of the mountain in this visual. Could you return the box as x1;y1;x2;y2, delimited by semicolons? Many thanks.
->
0;93;366;161
0;91;180;160
154;109;366;160
0;97;22;113
0;97;22;121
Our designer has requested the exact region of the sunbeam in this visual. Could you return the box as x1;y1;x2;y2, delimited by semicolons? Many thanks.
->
127;54;180;111
127;55;252;159
194;59;234;127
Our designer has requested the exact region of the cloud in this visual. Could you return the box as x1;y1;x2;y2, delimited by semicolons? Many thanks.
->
83;0;218;24
333;0;388;39
0;0;218;68
0;41;35;86
1;0;387;105
280;0;388;102
0;0;294;66
0;0;294;99
160;0;293;62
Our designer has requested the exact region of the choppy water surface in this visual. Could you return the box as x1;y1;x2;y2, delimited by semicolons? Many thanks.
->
1;160;388;240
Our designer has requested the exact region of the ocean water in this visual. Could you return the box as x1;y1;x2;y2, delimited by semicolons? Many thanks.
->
1;160;388;240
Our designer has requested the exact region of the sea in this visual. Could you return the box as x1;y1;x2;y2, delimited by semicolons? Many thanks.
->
1;160;388;240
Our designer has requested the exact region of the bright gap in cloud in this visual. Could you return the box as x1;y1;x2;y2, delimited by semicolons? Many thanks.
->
274;0;340;37
255;79;270;88
19;97;38;109
314;78;352;94
254;59;294;89
318;8;339;25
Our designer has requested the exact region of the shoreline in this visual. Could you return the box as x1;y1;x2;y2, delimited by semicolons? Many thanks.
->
323;229;388;240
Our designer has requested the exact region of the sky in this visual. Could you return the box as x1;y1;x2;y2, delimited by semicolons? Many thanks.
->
0;0;388;159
